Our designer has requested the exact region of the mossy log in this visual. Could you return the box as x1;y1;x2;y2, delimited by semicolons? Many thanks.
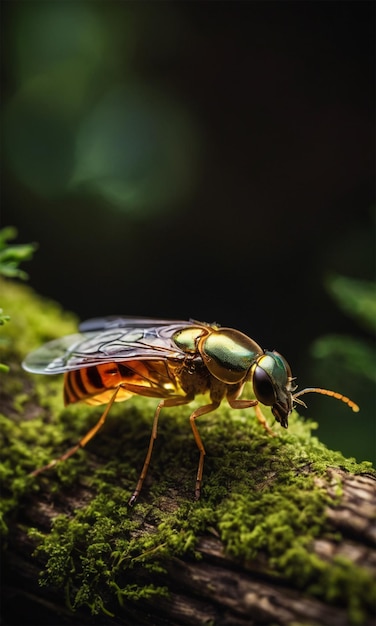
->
1;279;375;626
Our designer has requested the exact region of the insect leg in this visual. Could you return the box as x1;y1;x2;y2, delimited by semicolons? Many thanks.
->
189;402;220;500
129;395;194;506
254;404;276;436
30;386;121;477
227;394;275;436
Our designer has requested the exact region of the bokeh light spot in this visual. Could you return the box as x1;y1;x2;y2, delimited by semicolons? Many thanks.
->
14;2;110;83
71;84;201;216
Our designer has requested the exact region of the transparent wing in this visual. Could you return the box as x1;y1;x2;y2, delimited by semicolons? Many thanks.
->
22;319;197;375
79;316;190;332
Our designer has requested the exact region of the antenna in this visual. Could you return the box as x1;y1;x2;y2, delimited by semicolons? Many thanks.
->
293;387;359;413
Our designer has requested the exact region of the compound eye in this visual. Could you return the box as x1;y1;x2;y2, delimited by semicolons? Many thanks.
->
253;365;276;406
273;351;292;380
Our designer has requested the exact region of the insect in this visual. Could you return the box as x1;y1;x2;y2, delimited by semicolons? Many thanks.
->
22;317;359;504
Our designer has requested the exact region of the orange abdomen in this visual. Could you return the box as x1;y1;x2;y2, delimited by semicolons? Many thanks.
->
64;362;143;406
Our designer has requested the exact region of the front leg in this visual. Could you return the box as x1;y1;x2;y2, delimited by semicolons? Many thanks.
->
227;392;276;436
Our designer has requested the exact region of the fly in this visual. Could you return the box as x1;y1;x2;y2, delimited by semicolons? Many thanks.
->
22;317;359;504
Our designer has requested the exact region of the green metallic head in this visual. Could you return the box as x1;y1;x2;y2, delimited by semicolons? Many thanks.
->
251;351;293;428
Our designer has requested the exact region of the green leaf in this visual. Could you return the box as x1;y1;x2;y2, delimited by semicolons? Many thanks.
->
0;227;37;281
326;275;376;334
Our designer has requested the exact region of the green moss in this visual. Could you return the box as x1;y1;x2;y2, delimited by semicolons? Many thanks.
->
1;277;375;622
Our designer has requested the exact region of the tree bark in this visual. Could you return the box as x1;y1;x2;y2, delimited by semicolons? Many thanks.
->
2;468;375;626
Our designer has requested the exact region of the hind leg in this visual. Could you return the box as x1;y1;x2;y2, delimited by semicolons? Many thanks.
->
31;386;122;477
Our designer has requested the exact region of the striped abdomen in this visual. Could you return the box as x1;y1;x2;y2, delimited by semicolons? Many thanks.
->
63;360;182;407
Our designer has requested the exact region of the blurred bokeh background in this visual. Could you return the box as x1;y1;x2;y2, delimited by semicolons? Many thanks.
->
1;1;375;463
